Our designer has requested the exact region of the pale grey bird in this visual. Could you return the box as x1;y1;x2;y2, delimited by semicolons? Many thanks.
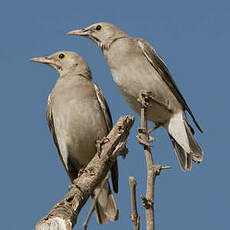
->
30;51;118;224
68;23;203;171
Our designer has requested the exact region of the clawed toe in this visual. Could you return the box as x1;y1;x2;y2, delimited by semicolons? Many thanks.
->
138;90;153;108
136;133;151;147
137;128;153;147
96;137;110;156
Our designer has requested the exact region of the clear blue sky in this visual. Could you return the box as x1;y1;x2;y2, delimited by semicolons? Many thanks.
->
1;0;229;229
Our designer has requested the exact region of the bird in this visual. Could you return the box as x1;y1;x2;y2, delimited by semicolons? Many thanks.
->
30;50;118;224
68;22;203;171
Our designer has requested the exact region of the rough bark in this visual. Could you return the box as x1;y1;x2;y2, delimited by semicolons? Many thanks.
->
35;115;135;230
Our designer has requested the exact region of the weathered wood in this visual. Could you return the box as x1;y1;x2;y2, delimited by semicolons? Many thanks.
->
35;115;135;230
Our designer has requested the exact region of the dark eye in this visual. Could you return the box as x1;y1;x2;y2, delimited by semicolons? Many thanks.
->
96;25;101;31
58;53;65;59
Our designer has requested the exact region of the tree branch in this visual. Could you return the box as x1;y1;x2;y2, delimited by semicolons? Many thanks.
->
137;91;171;230
129;176;140;230
35;115;135;230
140;106;155;230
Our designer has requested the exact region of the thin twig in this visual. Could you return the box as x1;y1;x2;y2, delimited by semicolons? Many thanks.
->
83;174;109;230
140;106;155;230
136;91;171;230
129;177;140;230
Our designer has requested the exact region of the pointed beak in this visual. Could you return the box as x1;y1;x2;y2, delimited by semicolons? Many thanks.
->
30;57;62;70
30;57;55;65
67;28;90;36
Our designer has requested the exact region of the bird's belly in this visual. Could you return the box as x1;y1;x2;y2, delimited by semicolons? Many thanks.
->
66;135;97;168
111;66;177;124
52;99;108;169
122;90;171;123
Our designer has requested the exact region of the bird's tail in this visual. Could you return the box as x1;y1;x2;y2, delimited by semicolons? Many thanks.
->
93;179;118;224
165;112;203;171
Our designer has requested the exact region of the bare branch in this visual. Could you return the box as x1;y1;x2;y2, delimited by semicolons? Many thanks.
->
35;115;135;230
136;91;171;230
129;176;140;230
138;105;155;230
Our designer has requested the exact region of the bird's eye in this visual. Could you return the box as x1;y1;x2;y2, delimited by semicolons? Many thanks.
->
96;25;102;31
58;53;65;59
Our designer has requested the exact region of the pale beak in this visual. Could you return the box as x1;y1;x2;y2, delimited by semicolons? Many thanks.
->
30;57;55;65
30;57;62;70
67;28;90;36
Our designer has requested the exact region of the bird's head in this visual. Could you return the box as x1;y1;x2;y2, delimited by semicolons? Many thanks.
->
68;22;128;49
30;51;91;78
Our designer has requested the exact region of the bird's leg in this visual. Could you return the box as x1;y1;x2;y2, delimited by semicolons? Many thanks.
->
138;90;172;113
137;90;155;147
148;124;160;135
137;90;154;108
96;137;110;157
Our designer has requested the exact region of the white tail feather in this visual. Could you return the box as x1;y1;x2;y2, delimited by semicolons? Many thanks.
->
165;112;203;171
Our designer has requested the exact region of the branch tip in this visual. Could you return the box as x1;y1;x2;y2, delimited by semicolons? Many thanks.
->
129;176;140;230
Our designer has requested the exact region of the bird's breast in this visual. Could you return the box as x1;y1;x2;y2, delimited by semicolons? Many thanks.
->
50;83;108;169
106;43;180;123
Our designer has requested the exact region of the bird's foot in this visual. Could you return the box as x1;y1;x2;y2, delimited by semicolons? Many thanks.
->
78;167;85;177
68;184;75;191
112;140;128;159
136;128;154;147
137;90;154;108
96;137;110;157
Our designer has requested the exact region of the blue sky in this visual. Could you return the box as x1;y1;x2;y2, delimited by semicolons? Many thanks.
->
1;0;229;229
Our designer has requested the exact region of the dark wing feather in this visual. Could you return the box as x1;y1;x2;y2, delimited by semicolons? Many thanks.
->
93;83;113;132
137;38;203;133
47;95;78;181
93;84;119;193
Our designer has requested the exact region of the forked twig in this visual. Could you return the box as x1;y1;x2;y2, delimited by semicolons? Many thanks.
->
136;91;171;230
